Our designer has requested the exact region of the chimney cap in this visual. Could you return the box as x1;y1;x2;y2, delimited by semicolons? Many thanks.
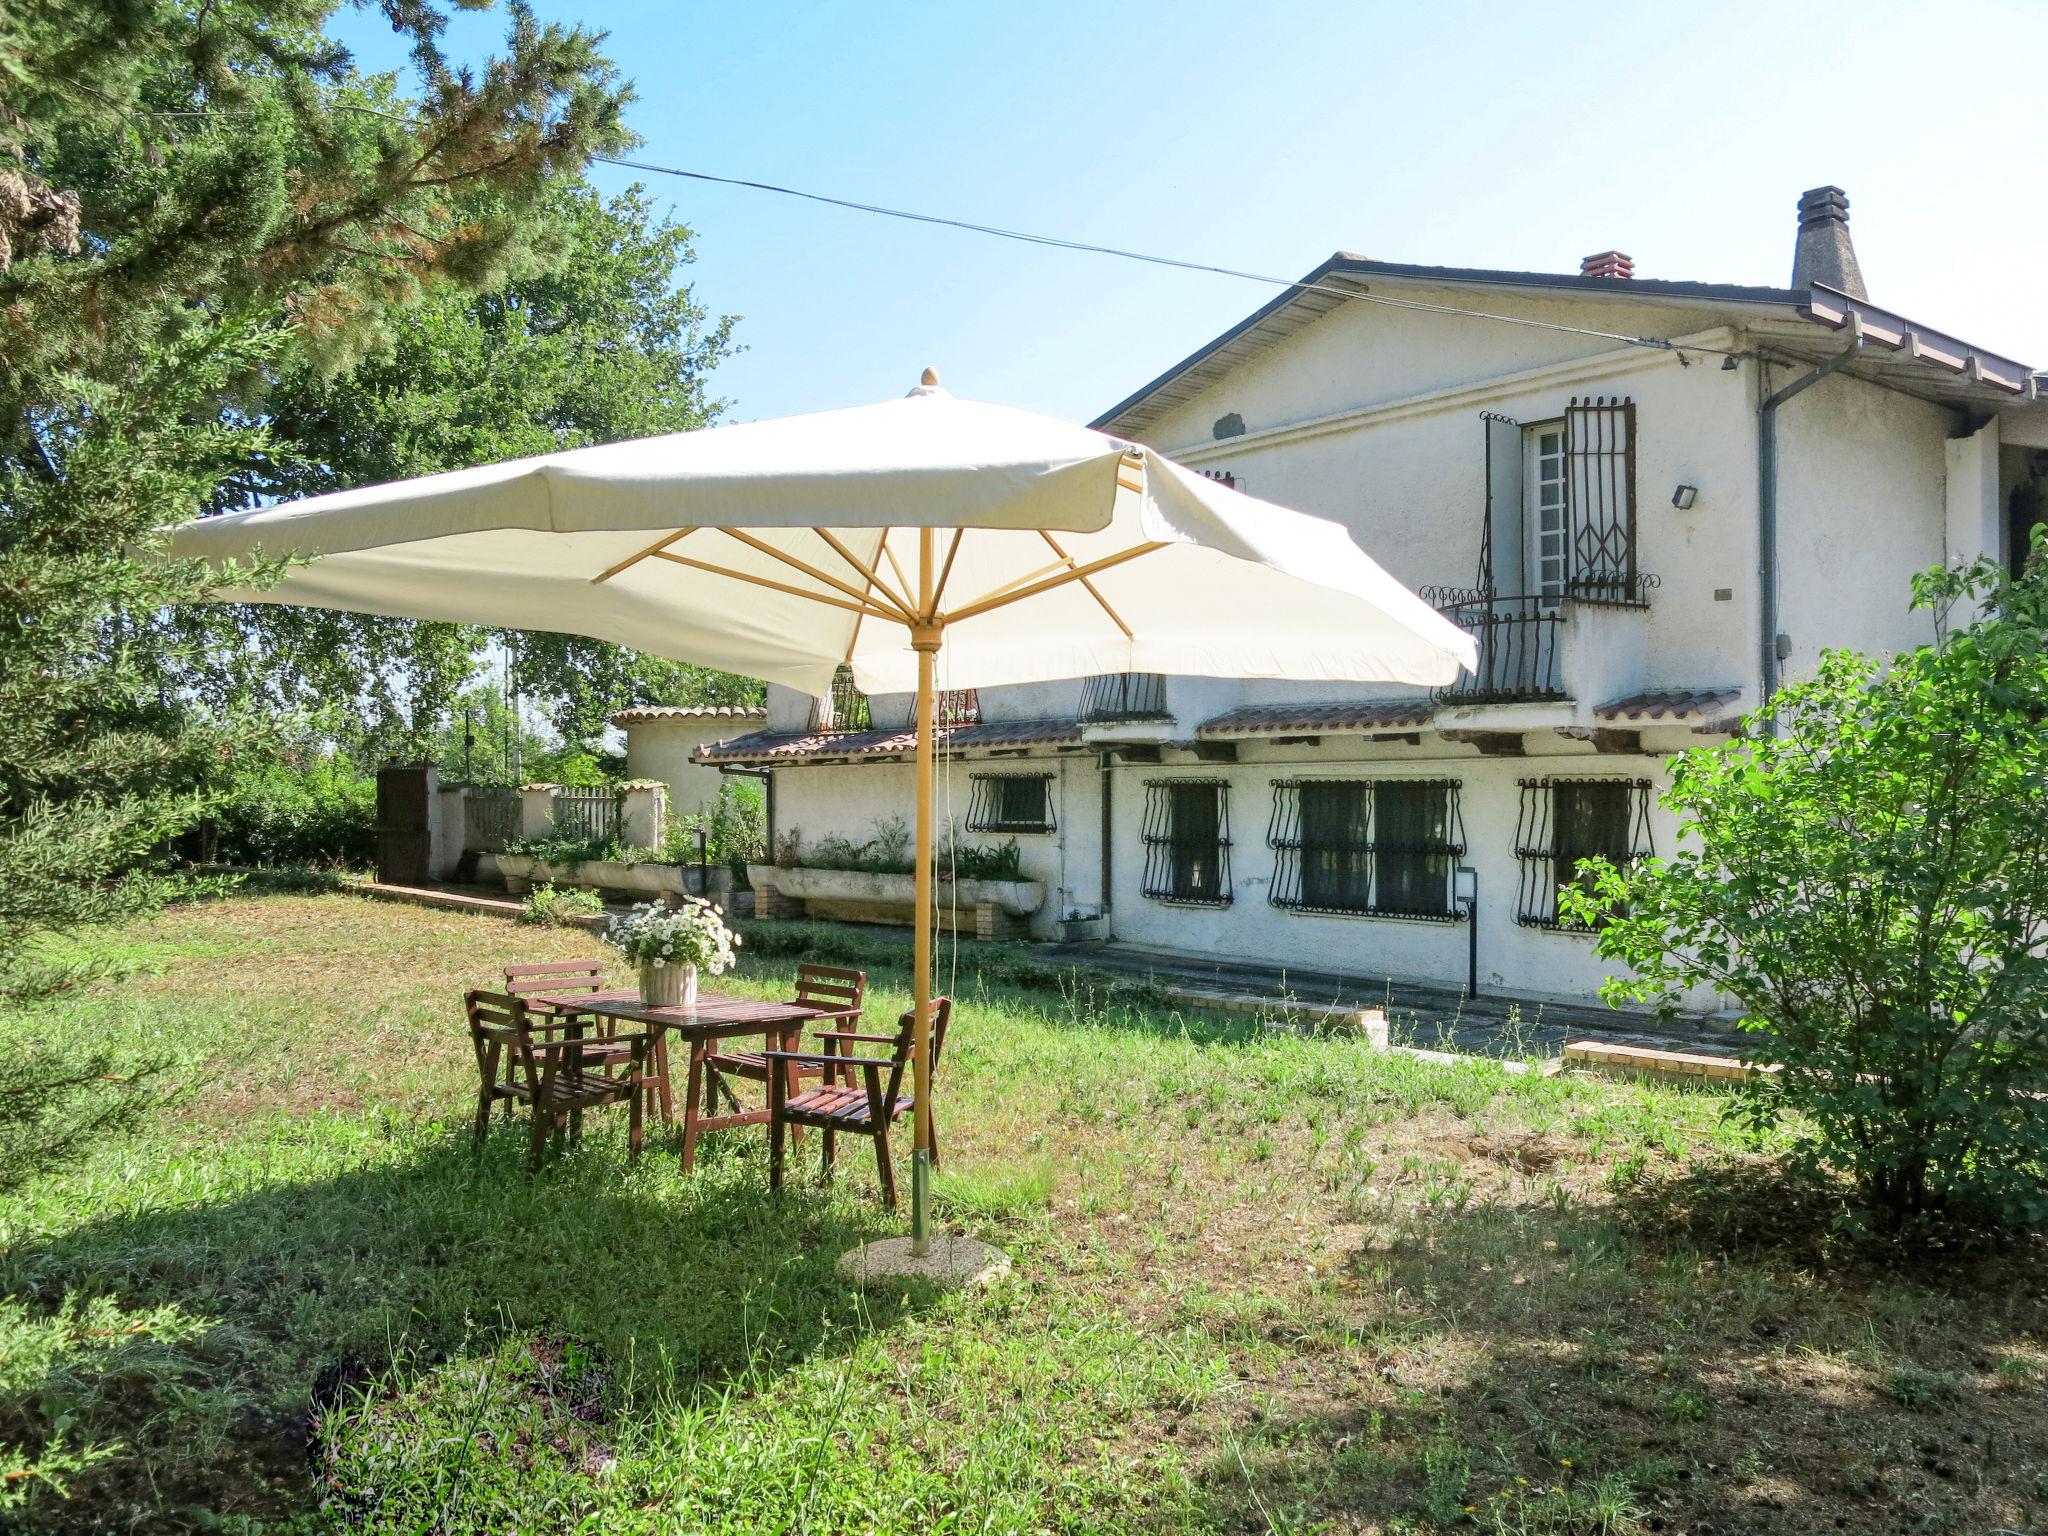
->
1798;185;1851;225
1580;250;1635;280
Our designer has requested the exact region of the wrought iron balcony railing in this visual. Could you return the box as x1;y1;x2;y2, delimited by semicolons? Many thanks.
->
1425;589;1566;704
1080;672;1170;722
816;666;871;733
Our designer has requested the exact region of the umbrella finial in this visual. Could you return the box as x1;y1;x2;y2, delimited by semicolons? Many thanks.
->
921;366;939;386
905;367;951;400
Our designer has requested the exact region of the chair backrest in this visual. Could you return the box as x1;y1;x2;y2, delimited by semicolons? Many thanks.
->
467;987;540;1084
504;959;605;1000
795;963;865;1020
882;997;952;1102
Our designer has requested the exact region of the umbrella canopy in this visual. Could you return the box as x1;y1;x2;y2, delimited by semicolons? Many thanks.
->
165;379;1474;1259
167;387;1473;696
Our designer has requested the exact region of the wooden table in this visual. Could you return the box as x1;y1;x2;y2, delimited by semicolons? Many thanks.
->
532;988;826;1172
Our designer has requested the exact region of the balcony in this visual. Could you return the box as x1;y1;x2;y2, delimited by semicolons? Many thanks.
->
813;667;979;733
1425;590;1565;705
1080;672;1170;722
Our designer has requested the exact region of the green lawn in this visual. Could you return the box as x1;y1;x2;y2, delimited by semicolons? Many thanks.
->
2;892;2044;1533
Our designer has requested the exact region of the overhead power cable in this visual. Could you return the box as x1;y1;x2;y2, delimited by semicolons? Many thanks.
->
593;154;1739;359
120;96;1739;359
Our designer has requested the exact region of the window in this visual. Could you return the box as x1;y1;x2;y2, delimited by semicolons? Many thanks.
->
1475;400;1643;609
1141;780;1231;906
966;773;1055;834
1525;422;1568;607
1268;779;1465;920
1514;777;1653;929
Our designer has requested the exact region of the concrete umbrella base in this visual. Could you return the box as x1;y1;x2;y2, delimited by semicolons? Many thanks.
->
836;1235;1011;1291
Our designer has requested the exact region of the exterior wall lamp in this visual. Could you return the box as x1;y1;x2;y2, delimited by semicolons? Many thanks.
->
1671;484;1699;510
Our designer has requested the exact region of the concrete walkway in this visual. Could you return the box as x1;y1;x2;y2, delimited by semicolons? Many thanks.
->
1041;941;1751;1061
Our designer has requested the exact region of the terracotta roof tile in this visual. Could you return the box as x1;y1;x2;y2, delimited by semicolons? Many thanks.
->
1594;687;1742;722
610;704;767;726
697;718;1082;765
1195;700;1435;739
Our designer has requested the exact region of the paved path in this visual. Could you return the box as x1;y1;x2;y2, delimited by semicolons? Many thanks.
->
1041;942;1751;1060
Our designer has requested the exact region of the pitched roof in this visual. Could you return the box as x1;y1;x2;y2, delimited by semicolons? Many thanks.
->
1593;687;1743;722
1091;255;2043;443
1195;700;1435;739
609;704;767;726
696;718;1082;765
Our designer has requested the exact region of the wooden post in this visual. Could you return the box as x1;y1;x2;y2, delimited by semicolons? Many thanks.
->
910;529;939;1256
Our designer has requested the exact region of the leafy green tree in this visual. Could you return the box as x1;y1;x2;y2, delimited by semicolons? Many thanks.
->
1567;541;2048;1230
188;178;748;759
0;1;630;1005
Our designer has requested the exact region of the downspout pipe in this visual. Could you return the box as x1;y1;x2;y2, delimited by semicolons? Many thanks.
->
1757;333;1863;722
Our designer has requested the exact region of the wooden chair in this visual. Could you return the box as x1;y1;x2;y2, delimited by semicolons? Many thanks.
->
466;989;650;1173
702;964;867;1114
763;997;950;1209
503;958;638;1073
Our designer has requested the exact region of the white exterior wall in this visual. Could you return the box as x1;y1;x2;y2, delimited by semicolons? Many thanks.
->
1774;369;1948;678
769;752;1103;939
624;717;760;818
1099;744;1705;1010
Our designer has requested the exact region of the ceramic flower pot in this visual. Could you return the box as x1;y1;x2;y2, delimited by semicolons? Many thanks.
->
638;960;698;1010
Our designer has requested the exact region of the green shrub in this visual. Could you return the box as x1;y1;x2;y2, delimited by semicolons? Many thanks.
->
201;753;374;869
519;883;604;927
1569;543;2048;1231
661;779;765;870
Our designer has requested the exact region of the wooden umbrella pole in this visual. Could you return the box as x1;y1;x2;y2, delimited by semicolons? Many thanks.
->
910;527;939;1256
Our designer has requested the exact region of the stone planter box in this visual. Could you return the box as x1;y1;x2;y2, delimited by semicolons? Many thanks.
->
747;863;1045;938
498;854;691;899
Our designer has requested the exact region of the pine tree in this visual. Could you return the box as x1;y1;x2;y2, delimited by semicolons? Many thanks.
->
0;2;633;1002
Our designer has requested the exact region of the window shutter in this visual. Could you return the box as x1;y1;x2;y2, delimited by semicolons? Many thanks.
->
1480;412;1523;596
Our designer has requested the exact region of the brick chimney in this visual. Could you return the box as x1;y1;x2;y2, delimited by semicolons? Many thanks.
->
1580;250;1634;280
1791;185;1866;298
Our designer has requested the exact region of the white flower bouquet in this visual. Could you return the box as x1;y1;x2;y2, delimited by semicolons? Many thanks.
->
604;898;739;1007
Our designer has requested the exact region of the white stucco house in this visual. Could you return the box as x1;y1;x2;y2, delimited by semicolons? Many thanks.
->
698;185;2048;1007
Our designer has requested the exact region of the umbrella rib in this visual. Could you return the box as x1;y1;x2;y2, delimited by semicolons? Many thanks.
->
590;527;698;585
878;535;917;615
946;541;1170;625
715;528;916;622
930;529;964;612
813;528;914;616
1039;531;1134;641
651;549;901;621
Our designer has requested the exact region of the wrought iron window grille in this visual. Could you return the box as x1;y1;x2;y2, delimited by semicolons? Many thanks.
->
1140;779;1232;907
1514;777;1654;930
1267;778;1467;921
966;773;1056;834
1081;672;1170;722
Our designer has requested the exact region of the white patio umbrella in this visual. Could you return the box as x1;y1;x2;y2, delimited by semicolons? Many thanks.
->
166;373;1474;1264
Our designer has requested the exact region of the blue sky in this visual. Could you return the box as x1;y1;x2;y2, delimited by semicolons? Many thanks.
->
329;0;2048;427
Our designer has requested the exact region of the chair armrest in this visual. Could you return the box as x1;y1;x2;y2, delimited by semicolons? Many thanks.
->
757;1049;895;1071
815;1030;902;1046
530;1031;653;1054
